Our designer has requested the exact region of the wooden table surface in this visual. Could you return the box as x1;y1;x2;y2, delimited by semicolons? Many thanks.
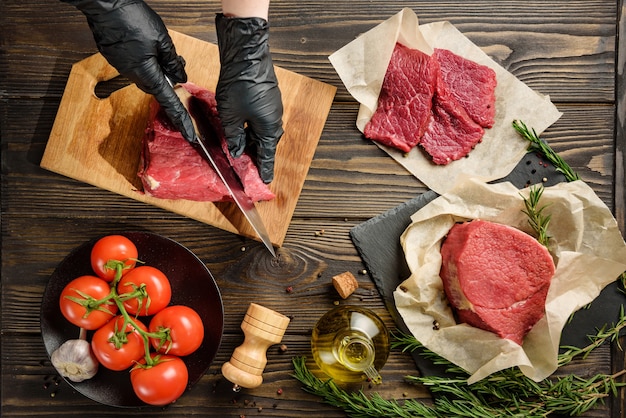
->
2;0;625;416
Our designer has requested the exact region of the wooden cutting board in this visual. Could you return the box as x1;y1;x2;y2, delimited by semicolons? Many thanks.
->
41;30;336;247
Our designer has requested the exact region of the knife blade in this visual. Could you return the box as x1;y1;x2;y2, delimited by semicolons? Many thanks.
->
165;77;276;257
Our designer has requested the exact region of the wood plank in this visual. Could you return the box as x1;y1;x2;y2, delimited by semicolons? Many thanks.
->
615;0;625;235
2;0;624;416
612;7;625;418
0;1;616;103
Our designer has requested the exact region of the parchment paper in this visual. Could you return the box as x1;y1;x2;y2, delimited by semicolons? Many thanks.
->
329;8;563;194
393;178;626;383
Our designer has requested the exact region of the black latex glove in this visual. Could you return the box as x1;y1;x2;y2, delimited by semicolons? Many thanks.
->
64;0;196;143
215;13;284;184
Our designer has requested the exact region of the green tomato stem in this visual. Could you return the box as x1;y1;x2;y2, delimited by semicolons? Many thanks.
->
67;260;132;313
107;262;169;367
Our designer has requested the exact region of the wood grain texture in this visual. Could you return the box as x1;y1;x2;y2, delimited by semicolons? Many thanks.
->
616;0;625;237
612;5;625;418
1;0;625;417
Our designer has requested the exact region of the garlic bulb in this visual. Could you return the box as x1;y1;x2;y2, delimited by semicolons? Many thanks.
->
51;338;99;382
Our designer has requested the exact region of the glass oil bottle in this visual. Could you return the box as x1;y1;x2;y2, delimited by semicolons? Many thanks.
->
311;305;390;383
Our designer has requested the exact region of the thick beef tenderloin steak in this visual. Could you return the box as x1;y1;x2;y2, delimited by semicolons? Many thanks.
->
439;219;555;345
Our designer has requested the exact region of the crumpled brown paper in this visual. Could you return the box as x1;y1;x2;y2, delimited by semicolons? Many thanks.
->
393;178;626;383
329;8;562;194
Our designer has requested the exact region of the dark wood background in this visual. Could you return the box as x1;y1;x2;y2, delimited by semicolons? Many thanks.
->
2;0;625;416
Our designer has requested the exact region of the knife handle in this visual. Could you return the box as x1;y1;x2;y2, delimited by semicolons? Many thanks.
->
221;303;290;389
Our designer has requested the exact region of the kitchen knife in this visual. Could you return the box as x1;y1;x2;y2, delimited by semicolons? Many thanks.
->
165;77;276;257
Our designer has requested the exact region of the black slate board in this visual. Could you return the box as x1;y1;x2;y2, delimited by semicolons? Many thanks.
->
350;152;626;378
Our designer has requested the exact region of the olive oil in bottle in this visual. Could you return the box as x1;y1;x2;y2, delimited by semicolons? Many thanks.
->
311;305;389;383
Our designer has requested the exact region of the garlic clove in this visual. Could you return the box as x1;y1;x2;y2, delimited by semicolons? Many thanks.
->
51;339;99;382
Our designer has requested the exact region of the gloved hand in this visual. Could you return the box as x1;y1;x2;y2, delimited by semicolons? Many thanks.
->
65;0;196;143
215;13;284;183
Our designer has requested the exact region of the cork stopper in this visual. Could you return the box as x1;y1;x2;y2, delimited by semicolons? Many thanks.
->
221;303;290;389
332;271;359;299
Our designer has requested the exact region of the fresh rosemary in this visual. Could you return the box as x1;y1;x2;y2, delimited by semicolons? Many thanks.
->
292;307;626;417
521;184;552;246
292;356;438;418
512;120;580;182
514;121;626;317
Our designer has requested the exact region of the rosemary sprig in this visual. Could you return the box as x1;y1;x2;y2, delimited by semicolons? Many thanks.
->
512;120;581;182
559;305;626;362
292;356;439;418
403;308;626;416
521;184;552;246
292;308;626;417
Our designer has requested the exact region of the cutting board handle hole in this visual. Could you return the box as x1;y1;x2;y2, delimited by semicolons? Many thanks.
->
94;75;133;99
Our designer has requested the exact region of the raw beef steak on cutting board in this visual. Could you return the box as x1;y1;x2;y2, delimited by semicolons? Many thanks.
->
364;43;497;164
138;83;275;202
439;219;555;345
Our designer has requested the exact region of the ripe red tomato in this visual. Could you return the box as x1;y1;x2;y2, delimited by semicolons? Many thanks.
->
91;235;138;282
130;354;188;406
149;305;204;356
59;275;118;330
91;315;148;371
117;266;172;316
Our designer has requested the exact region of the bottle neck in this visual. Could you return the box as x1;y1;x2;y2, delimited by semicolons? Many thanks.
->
333;331;375;372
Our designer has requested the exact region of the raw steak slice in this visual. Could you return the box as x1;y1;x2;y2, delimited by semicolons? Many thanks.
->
138;84;275;202
364;43;438;153
419;85;484;165
434;48;497;128
439;219;555;345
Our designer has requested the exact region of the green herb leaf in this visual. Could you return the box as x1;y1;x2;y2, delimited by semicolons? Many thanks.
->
512;120;580;182
520;184;552;246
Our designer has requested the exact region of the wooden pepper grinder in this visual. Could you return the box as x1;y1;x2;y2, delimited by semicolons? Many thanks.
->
222;303;290;390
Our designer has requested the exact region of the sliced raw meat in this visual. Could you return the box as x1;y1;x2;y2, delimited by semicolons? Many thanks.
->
138;84;275;202
434;48;497;128
439;219;555;345
364;43;438;152
419;85;484;165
